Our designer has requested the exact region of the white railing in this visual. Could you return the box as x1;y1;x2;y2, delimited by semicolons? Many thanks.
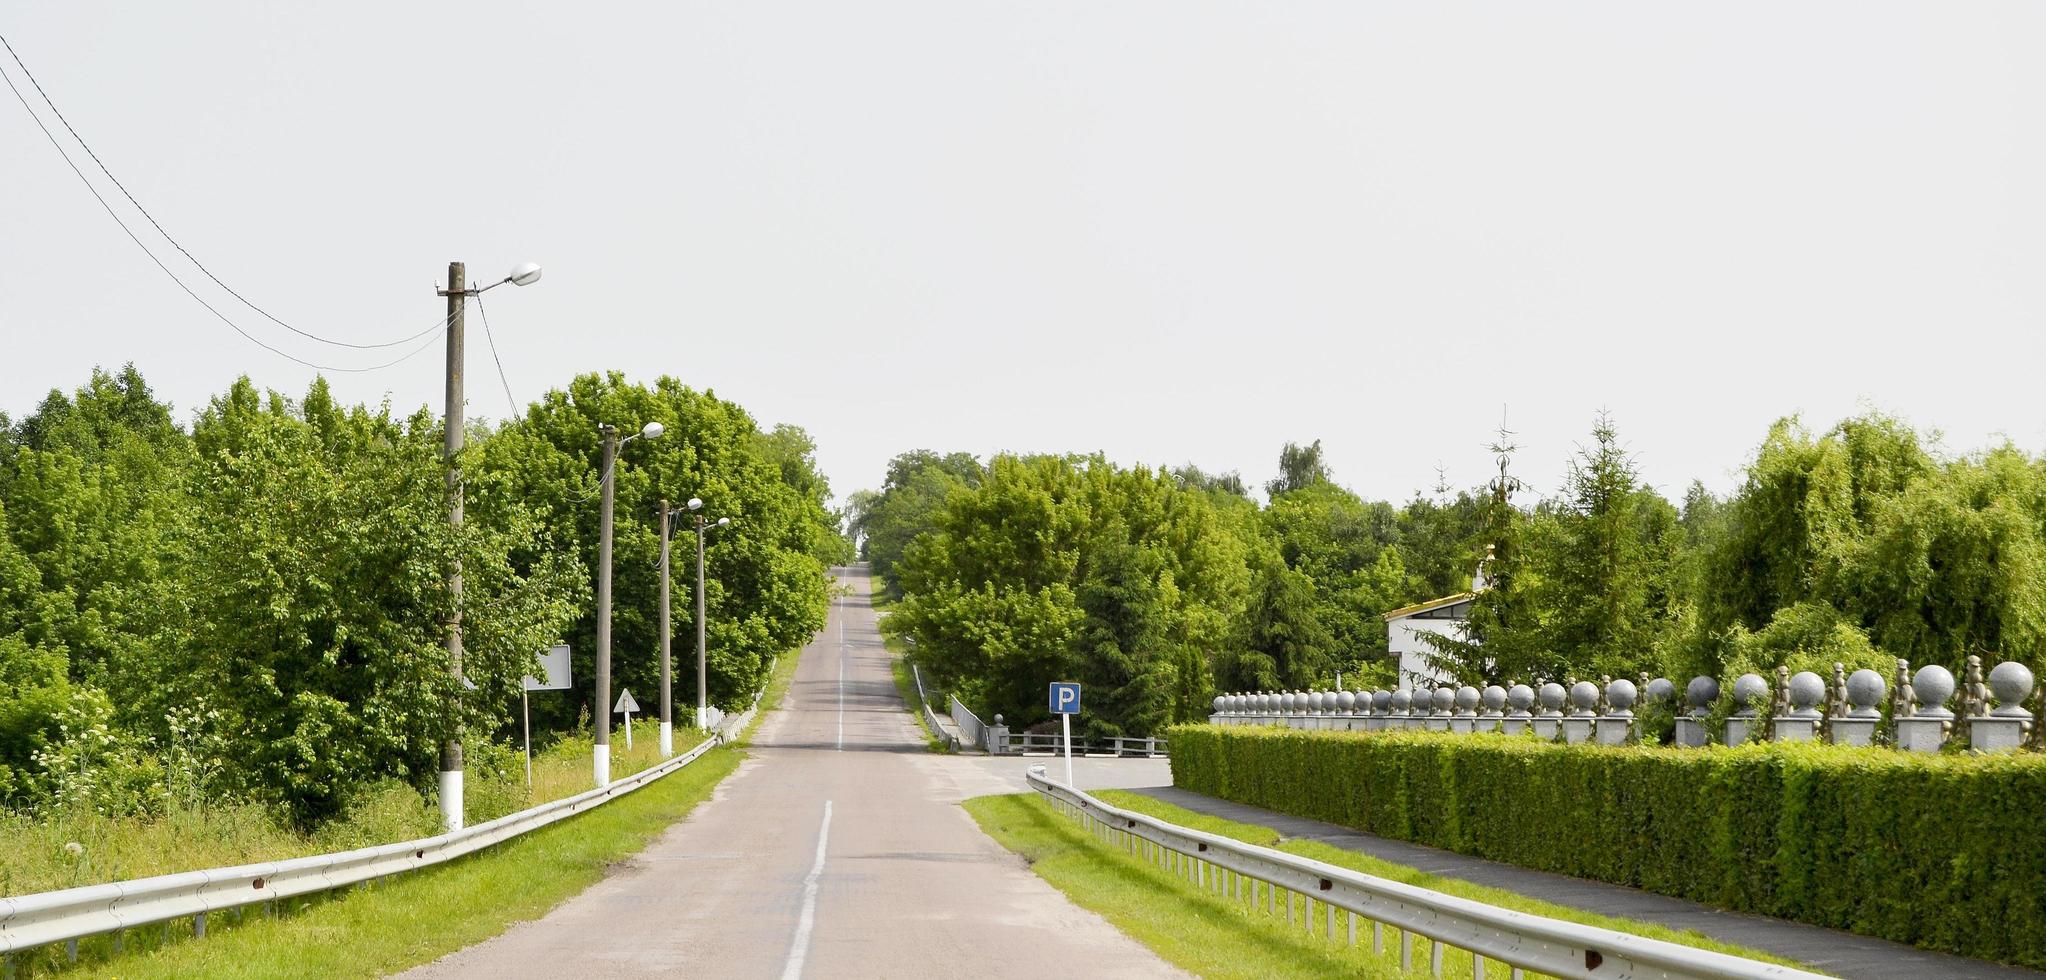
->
1;701;761;961
999;733;1168;757
909;663;959;750
948;694;988;750
1025;769;1827;980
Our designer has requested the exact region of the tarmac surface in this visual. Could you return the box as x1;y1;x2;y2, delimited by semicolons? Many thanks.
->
401;565;1183;980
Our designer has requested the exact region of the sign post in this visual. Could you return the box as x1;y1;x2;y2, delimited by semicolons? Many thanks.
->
520;644;573;787
614;688;641;750
1049;682;1082;786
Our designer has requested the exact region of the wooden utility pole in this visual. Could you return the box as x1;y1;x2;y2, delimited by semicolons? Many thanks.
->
438;261;467;832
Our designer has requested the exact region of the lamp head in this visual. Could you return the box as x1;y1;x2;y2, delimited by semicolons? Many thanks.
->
640;421;665;441
508;261;543;286
687;497;703;511
716;517;731;527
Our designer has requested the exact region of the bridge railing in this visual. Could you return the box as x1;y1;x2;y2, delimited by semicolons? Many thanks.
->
0;685;766;965
909;663;959;750
1025;768;1824;980
948;694;988;750
999;732;1167;757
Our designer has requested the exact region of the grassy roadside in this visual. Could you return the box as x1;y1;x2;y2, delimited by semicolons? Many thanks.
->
965;791;1816;980
13;648;804;978
0;719;704;897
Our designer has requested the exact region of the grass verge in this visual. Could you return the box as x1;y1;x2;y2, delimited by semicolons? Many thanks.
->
0;719;705;897
10;637;806;978
965;791;1816;980
17;748;741;979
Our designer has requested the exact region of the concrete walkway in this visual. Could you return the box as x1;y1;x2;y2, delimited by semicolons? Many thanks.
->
1131;786;2043;980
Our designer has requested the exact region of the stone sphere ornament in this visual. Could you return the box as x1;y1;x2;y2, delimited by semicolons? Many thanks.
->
1455;686;1481;713
1732;673;1769;715
1311;691;1327;713
1507;684;1536;715
1390;690;1412;712
1482;685;1508;713
1431;687;1455;713
1845;669;1886;717
1644;677;1675;704
1912;664;1956;717
1990;661;2035;717
1213;696;1226;714
1787;671;1826;716
1605;678;1638;713
1338;690;1357;712
1569;681;1600;715
1537;682;1567;715
1686;676;1720;714
1373;690;1392;712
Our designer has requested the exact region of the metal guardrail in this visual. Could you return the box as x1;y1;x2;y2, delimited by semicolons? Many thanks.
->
1;696;764;963
1025;769;1829;980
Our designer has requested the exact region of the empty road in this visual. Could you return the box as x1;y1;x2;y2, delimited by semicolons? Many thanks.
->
403;565;1182;980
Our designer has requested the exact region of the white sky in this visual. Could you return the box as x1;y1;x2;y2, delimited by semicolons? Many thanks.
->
3;3;2041;507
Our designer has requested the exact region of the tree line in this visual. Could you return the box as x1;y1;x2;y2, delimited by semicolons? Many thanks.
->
0;366;846;824
856;412;2046;737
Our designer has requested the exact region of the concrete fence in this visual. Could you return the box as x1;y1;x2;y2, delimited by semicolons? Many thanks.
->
1208;654;2038;752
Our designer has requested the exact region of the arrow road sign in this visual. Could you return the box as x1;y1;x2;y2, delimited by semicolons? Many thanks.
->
1049;682;1081;715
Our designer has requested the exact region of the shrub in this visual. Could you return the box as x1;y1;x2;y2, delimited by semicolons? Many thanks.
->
1166;725;2046;968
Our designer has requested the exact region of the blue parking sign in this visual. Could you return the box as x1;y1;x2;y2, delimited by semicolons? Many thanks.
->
1049;682;1082;715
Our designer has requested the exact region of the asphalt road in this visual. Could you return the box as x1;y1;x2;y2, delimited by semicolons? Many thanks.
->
402;565;1183;980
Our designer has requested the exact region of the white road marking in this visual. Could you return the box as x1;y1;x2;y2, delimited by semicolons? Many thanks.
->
780;800;834;980
837;590;845;750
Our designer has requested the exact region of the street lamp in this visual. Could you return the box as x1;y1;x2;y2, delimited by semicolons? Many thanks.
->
436;260;541;833
683;498;735;731
594;419;662;787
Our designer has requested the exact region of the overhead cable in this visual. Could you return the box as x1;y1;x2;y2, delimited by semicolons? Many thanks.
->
0;33;451;359
2;56;447;373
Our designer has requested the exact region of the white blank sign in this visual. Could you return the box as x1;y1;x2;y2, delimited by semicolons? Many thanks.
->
523;644;572;691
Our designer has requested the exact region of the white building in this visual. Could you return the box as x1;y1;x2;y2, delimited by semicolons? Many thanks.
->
1381;549;1491;689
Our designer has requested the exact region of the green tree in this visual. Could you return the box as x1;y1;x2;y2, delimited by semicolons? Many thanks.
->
1264;439;1332;498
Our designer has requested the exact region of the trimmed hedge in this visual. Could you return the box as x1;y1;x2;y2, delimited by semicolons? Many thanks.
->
1166;725;2046;968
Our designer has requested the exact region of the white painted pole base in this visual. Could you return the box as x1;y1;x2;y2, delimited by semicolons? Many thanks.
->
659;721;674;757
594;743;611;788
439;769;464;832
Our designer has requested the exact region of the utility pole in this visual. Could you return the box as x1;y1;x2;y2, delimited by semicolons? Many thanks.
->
595;424;617;787
438;261;467;833
696;512;709;731
658;499;674;757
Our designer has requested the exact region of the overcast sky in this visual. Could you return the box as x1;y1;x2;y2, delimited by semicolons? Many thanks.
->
4;3;2041;507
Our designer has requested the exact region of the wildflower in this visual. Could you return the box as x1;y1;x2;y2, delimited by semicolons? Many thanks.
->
64;841;84;858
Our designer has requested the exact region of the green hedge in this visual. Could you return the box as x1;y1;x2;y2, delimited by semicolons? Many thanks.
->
1166;725;2046;968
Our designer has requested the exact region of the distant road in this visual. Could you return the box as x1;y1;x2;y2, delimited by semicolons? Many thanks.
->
403;564;1183;979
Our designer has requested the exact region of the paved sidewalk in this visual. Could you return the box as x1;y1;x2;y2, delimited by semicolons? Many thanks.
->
1131;786;2043;980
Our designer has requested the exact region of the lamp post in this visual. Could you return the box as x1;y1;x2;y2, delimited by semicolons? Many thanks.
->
684;498;733;730
435;260;542;833
595;419;664;787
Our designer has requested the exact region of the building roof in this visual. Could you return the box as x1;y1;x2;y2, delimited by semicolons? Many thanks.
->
1381;592;1475;622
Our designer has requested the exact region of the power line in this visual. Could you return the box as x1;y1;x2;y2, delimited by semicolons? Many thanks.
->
2;55;447;374
473;291;522;417
0;32;447;353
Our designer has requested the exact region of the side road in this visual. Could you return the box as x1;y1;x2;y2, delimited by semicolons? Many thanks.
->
1131;786;2043;980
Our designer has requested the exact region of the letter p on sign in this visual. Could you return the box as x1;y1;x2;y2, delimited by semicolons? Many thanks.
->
1050;682;1082;715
